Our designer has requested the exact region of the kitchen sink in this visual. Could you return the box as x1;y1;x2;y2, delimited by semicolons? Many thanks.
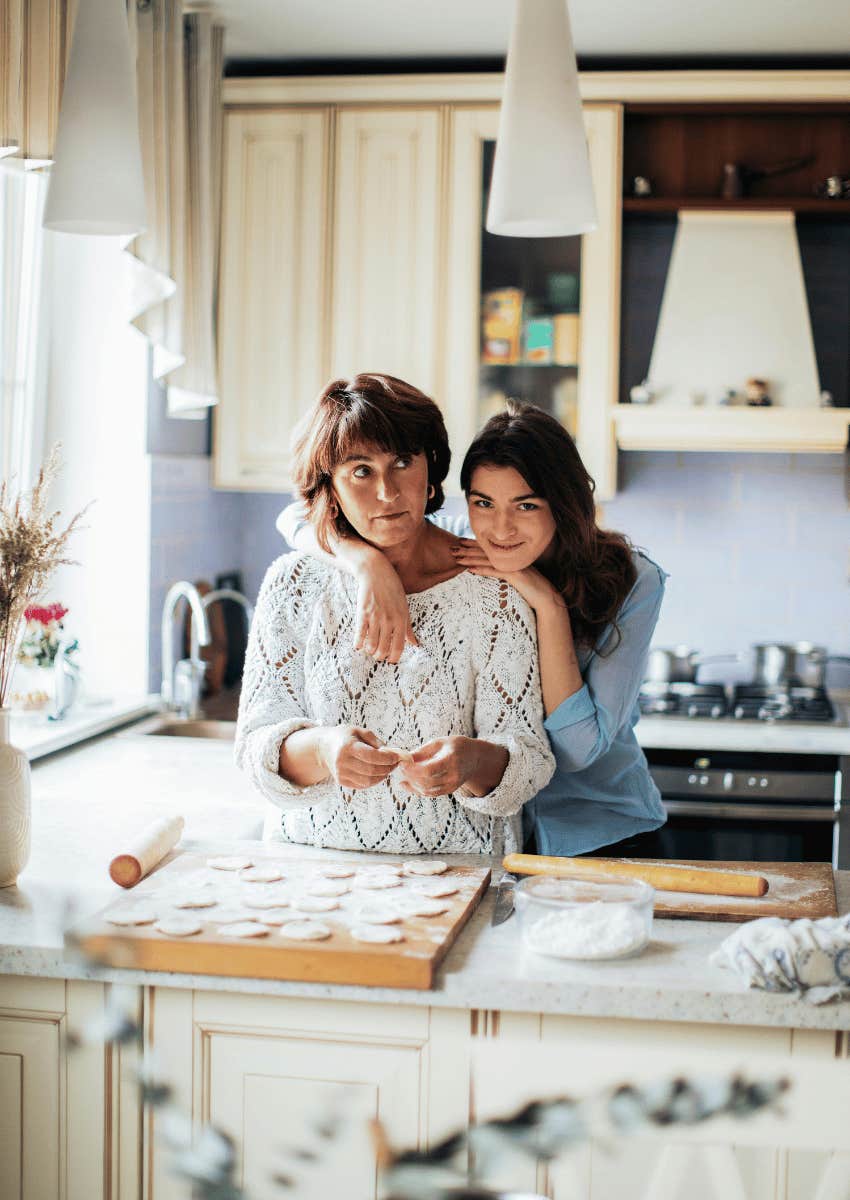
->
131;716;237;740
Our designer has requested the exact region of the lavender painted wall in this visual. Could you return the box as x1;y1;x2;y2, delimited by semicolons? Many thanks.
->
602;450;850;685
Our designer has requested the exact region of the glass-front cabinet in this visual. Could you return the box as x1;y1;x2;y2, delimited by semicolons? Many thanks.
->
442;105;623;500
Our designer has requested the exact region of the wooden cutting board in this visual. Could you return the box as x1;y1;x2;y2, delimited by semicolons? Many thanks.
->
73;853;491;989
644;859;838;922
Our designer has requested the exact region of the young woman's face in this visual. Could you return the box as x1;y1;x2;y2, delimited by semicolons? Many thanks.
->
331;442;430;549
467;465;557;571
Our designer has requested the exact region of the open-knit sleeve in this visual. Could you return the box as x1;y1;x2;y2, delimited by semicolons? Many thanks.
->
235;554;338;811
461;576;555;817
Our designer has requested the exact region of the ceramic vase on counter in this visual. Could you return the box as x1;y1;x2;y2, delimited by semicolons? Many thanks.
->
0;709;31;886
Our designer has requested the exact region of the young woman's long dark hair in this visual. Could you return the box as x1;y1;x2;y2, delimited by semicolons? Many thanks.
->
460;402;636;650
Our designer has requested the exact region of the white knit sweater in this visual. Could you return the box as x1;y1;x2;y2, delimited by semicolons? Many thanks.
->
235;553;555;855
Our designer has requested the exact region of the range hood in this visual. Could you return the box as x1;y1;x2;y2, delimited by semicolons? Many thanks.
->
646;211;821;408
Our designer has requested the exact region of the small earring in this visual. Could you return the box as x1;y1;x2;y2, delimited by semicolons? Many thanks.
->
330;500;339;518
427;484;435;499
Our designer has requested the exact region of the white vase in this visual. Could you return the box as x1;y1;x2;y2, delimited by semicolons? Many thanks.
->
0;708;31;886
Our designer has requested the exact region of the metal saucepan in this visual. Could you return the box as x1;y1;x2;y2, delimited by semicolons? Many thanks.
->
752;642;850;688
645;646;739;685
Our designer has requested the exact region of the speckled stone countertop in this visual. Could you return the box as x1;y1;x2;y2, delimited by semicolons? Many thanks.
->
1;723;848;1031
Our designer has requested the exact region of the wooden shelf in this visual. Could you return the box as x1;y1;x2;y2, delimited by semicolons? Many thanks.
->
612;405;850;453
622;197;850;215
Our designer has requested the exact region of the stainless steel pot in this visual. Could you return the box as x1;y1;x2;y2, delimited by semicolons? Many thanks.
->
750;642;843;687
749;643;850;687
645;646;738;685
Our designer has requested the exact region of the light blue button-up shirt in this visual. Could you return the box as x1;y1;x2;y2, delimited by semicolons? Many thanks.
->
430;513;668;857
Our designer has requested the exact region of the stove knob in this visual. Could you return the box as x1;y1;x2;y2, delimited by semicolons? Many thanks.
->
687;773;697;784
723;771;734;791
748;776;757;787
699;774;709;786
759;777;768;789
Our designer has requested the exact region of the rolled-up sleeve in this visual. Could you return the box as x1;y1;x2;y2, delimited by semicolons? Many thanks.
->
461;578;556;817
545;558;667;773
235;556;339;811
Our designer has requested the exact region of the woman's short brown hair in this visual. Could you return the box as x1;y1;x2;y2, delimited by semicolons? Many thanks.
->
291;373;451;551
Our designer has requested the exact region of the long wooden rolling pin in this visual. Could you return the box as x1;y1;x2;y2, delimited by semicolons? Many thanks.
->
109;816;185;887
503;853;769;898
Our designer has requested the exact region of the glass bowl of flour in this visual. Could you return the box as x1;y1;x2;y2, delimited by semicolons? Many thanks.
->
515;874;654;960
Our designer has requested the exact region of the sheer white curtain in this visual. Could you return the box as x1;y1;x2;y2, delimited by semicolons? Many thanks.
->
0;166;50;488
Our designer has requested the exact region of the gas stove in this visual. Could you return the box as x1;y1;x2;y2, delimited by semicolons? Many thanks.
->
639;680;836;722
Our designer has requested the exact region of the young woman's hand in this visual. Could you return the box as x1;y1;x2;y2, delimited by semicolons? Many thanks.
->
345;546;417;663
452;538;562;615
397;736;483;797
318;726;401;790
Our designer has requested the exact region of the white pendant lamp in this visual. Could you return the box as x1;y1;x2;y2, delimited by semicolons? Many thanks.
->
43;0;146;235
486;0;597;238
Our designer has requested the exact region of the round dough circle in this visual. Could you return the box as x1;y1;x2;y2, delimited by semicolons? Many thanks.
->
208;856;253;872
253;908;292;926
220;921;269;938
243;893;289;910
107;906;158;926
403;860;449;876
351;924;404;944
292;895;340;913
239;865;284;884
316;864;356;879
155;916;202;937
414;880;458;898
401;897;451;917
210;908;256;924
354;874;402;891
279;920;332;941
354;902;403;925
308;879;350;898
172;893;217;909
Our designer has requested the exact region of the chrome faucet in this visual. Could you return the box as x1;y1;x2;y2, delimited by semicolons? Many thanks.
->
48;637;80;723
161;581;211;718
190;588;254;663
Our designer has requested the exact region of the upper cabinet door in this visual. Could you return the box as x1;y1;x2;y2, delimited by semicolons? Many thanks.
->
215;109;330;490
329;108;442;394
443;104;623;499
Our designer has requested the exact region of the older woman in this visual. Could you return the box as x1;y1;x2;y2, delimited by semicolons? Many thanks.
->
235;374;554;855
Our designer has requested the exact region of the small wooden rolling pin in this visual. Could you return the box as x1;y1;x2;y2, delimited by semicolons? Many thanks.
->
503;853;769;898
109;816;185;888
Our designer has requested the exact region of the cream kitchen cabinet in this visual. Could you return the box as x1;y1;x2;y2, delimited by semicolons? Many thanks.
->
329;108;443;394
0;976;136;1200
215;108;331;490
215;81;622;498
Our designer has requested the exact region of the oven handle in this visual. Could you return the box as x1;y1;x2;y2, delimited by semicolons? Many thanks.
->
663;800;836;822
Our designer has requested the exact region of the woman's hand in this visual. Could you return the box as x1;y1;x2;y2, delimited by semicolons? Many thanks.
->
451;538;562;615
318;726;402;790
397;736;482;797
344;545;417;663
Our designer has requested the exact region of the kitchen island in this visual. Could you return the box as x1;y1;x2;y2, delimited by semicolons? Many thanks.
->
1;726;848;1200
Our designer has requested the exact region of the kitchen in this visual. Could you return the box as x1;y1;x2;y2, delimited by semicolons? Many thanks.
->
2;2;850;1199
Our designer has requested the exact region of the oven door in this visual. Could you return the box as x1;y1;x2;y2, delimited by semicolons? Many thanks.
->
646;749;839;864
655;799;836;864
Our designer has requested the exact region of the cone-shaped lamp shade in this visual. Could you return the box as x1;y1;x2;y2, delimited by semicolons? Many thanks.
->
43;0;146;235
486;0;596;238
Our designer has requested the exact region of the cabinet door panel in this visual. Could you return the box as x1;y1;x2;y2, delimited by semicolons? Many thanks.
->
205;1028;424;1200
330;108;441;394
0;1017;60;1200
216;109;330;490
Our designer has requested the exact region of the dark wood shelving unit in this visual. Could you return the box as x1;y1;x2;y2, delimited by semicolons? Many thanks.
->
623;197;850;215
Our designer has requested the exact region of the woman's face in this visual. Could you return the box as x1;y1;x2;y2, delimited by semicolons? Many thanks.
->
467;465;557;571
331;443;430;550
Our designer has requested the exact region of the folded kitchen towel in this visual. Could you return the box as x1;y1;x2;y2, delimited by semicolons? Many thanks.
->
711;914;850;1005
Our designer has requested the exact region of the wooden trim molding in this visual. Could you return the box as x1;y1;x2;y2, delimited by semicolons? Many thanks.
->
224;69;850;109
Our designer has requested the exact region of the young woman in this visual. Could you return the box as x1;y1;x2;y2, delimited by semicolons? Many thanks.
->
279;400;667;858
236;376;555;855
